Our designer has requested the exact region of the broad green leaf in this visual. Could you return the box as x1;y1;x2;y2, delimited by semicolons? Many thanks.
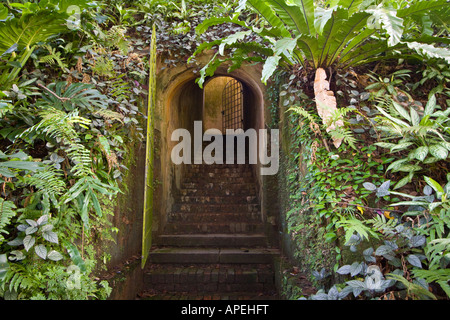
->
261;55;281;84
429;144;448;160
65;242;86;272
397;0;449;19
265;0;313;36
424;176;444;195
195;16;248;35
390;200;429;207
314;6;336;35
386;158;408;172
363;182;376;191
390;142;414;152
0;254;9;282
395;164;422;173
23;235;35;251
414;146;429;161
97;135;111;156
407;254;422;268
0;11;67;52
247;0;291;38
42;231;58;244
405;42;450;64
394;174;411;190
274;37;299;56
47;250;63;261
374;142;397;149
0;160;43;172
0;4;7;20
392;101;410;122
35;244;47;259
410;107;420;126
218;30;252;56
366;5;404;47
375;106;409;127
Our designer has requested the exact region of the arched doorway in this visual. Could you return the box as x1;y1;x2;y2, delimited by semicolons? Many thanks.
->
203;76;244;134
222;78;244;132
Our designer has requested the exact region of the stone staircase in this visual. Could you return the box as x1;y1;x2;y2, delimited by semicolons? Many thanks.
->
139;161;279;300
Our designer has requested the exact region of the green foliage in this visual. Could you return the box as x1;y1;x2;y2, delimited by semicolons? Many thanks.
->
0;199;16;245
192;0;450;86
374;94;450;189
0;0;145;300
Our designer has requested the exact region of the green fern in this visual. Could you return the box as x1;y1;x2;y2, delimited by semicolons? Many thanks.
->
1;263;38;296
20;108;93;177
336;214;380;244
387;273;437;300
39;45;69;72
412;268;450;298
109;75;133;102
289;105;358;149
38;82;108;112
368;214;398;235
21;165;67;214
0;199;16;244
328;126;357;150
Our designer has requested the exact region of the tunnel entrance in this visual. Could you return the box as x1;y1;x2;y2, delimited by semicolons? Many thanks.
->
139;58;281;299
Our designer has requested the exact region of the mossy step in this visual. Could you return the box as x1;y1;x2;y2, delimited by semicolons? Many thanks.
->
154;234;268;247
168;212;261;223
164;222;265;234
148;247;279;264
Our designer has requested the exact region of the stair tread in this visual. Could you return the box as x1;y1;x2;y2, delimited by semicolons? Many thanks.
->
148;247;279;264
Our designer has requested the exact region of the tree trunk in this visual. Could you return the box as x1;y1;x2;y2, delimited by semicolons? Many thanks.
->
313;68;343;148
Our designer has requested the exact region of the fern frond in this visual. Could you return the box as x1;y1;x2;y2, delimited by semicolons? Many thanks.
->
94;109;124;124
288;105;317;123
21;108;89;143
65;143;93;177
109;75;132;102
39;82;108;111
0;199;16;244
23;165;66;198
412;268;450;298
39;45;68;71
367;214;398;235
328;126;357;150
20;108;93;178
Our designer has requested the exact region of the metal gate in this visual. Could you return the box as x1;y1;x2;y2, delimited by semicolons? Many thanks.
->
222;78;243;132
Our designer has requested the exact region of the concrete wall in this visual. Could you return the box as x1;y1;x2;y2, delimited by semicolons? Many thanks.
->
203;76;231;132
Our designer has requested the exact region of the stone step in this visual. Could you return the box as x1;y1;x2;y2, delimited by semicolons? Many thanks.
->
164;222;265;234
138;291;278;300
174;203;260;214
179;195;258;205
143;263;276;294
148;248;279;264
182;181;257;190
187;163;252;170
180;187;257;197
184;171;253;179
154;234;268;247
168;212;261;223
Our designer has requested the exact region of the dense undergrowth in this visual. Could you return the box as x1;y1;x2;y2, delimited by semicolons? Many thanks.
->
0;0;449;300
